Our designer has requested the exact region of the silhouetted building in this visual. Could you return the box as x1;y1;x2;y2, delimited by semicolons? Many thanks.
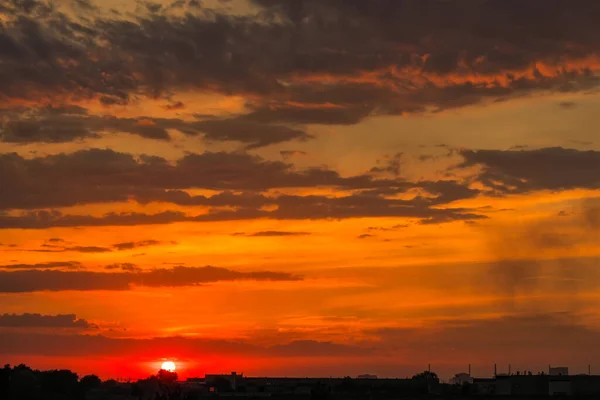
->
549;376;571;396
510;374;548;396
549;366;569;376
472;371;600;396
205;372;243;392
450;373;473;385
472;378;497;395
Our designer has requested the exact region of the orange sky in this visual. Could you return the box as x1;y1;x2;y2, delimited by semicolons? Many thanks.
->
1;0;600;381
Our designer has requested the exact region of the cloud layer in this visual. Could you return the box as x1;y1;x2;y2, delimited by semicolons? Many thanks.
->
1;0;600;147
0;313;96;329
459;147;600;193
0;261;82;270
0;265;301;292
0;148;485;227
0;313;597;367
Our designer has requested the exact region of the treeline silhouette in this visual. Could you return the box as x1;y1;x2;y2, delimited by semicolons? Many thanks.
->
0;364;445;400
0;364;185;400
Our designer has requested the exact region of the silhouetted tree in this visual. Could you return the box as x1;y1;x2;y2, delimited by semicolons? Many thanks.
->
157;369;178;384
11;366;41;400
40;369;79;398
133;376;160;400
103;378;119;387
80;374;102;392
133;370;181;400
0;364;10;398
411;370;439;384
411;371;439;395
131;381;144;400
44;369;82;399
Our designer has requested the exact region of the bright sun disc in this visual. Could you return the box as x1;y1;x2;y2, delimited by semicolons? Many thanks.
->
161;361;176;372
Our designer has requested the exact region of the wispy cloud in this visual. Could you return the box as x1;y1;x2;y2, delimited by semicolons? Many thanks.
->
0;266;302;293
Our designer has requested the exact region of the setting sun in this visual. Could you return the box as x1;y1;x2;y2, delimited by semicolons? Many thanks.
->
161;361;176;372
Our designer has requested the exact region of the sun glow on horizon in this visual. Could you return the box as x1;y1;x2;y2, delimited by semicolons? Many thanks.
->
161;361;176;372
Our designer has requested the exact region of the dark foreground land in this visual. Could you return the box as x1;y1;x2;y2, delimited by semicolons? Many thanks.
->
2;365;598;400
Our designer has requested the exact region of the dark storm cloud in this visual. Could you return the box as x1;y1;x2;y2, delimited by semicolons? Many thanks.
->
458;147;600;193
0;313;96;329
0;265;302;293
0;261;82;270
1;0;600;135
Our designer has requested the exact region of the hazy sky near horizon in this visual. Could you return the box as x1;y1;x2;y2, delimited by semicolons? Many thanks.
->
1;0;600;380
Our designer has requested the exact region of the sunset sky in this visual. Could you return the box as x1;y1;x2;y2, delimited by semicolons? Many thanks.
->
1;0;600;381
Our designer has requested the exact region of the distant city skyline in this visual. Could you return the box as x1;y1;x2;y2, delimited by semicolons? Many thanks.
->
4;363;600;399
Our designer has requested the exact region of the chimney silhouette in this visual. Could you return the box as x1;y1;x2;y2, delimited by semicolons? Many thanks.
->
494;364;497;378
